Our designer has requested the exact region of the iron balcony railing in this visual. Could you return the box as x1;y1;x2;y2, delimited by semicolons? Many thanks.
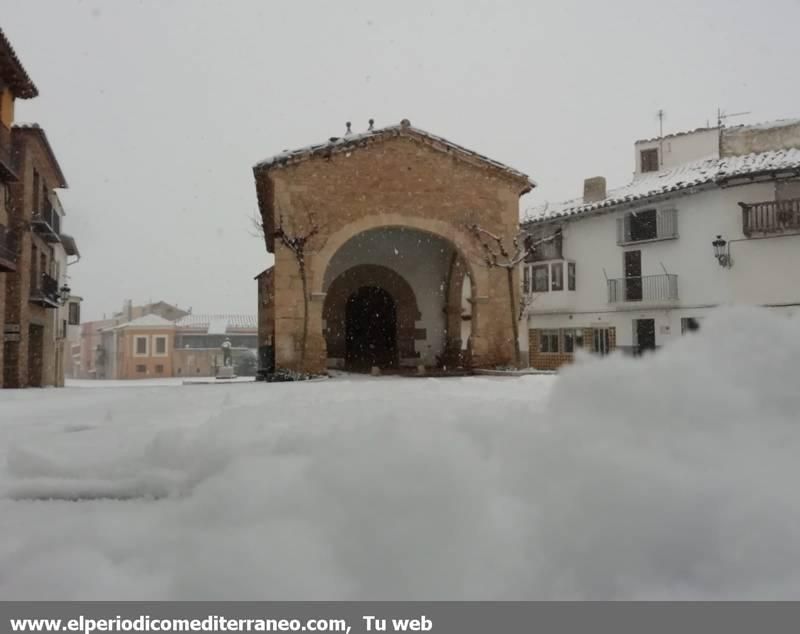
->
31;198;62;242
740;198;800;237
608;274;678;303
30;272;60;308
0;225;16;272
617;208;678;245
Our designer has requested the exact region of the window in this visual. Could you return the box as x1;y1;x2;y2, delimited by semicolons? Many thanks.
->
136;364;146;373
68;301;80;325
628;209;658;242
154;335;168;356
523;266;530;294
568;262;576;291
640;148;659;173
30;244;38;288
532;265;549;292
134;336;148;356
593;328;613;355
32;170;40;213
528;229;563;262
551;262;563;291
681;317;701;334
539;330;559;353
563;328;584;353
155;364;164;374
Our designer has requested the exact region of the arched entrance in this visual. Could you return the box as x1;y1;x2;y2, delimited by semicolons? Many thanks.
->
345;286;397;370
323;264;420;370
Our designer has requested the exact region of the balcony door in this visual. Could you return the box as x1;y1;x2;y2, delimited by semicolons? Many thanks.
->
624;250;642;301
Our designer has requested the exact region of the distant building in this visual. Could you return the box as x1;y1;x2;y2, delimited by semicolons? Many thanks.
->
77;299;188;378
522;117;800;369
85;308;257;379
101;314;176;380
0;28;82;388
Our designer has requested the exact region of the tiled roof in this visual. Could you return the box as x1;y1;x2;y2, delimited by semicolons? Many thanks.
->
11;123;67;187
174;314;257;332
254;120;535;190
111;315;175;330
524;148;800;224
0;28;38;99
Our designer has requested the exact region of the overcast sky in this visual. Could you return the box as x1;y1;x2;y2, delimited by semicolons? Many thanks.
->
4;0;799;321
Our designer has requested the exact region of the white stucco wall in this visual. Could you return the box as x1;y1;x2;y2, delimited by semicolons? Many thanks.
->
526;179;800;352
322;227;455;365
634;128;719;175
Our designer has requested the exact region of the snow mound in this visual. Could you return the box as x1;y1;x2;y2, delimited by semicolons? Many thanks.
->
1;307;800;599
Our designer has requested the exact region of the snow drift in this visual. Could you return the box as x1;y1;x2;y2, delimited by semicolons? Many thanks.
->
1;306;799;599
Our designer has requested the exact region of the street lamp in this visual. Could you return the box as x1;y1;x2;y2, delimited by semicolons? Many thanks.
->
712;235;731;268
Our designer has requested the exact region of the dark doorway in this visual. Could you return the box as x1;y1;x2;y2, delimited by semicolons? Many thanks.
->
624;250;642;301
28;324;44;387
345;286;397;370
635;318;656;353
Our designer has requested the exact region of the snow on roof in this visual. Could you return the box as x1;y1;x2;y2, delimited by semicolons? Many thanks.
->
174;314;257;332
111;314;175;330
254;120;535;189
524;148;800;224
729;118;800;132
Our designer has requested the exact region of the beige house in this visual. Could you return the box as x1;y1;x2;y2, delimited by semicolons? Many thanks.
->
253;119;534;374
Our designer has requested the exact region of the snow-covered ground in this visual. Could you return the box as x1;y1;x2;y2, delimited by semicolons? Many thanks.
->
1;306;799;599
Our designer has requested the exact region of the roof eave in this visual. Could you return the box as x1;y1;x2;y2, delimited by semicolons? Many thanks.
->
12;125;67;187
253;123;534;191
524;182;717;226
0;28;39;99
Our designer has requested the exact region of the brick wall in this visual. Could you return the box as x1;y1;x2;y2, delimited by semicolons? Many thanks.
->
529;326;617;370
2;129;64;387
256;131;528;373
257;267;274;347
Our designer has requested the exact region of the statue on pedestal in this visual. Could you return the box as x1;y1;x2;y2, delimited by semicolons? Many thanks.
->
221;337;232;367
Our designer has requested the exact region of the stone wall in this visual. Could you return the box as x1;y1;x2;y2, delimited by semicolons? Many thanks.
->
256;131;528;373
722;120;800;157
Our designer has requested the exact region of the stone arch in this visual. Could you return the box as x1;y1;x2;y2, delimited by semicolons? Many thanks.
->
310;214;484;303
323;264;421;367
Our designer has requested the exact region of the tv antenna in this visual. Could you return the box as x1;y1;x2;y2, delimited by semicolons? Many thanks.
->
717;107;751;128
656;109;666;138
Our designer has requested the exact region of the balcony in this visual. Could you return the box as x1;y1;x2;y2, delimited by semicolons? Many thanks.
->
0;226;16;272
30;272;60;308
608;274;678;304
617;208;678;245
740;198;800;237
0;122;17;181
31;199;61;243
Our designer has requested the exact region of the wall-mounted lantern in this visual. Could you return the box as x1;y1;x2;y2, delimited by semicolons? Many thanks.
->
712;235;732;268
58;283;72;305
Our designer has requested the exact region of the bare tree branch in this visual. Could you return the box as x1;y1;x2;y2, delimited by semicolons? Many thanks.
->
466;223;561;368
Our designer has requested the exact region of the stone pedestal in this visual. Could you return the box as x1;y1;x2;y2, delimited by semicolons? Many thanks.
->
216;366;236;380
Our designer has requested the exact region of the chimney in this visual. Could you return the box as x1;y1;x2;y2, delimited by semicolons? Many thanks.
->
583;176;607;203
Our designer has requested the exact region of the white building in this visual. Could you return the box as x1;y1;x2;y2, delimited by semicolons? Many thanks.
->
520;118;800;369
